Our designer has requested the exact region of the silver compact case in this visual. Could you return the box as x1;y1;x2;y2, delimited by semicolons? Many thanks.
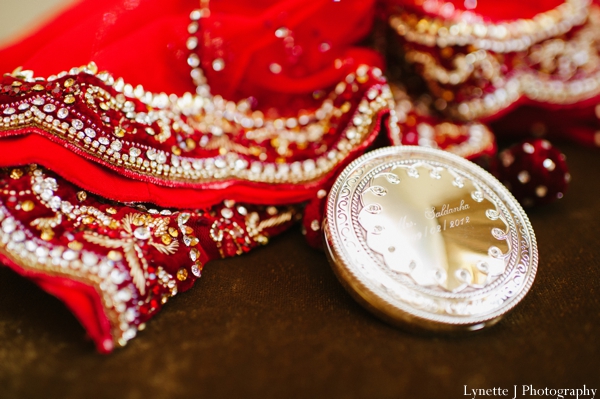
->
323;146;538;332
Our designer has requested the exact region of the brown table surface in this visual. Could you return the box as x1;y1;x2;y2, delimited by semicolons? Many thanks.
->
0;142;598;398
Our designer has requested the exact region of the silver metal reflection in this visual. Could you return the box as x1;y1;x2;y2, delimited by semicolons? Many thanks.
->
324;146;538;332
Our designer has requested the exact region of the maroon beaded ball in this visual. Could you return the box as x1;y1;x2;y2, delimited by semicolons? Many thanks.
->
497;139;570;207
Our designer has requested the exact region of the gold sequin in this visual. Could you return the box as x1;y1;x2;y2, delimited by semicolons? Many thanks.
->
41;229;54;241
21;200;34;212
441;47;454;58
185;138;196;151
442;91;454;102
108;250;123;261
10;169;23;179
68;241;84;251
161;234;172;245
357;74;368;84
176;268;188;281
133;215;144;226
114;128;126;138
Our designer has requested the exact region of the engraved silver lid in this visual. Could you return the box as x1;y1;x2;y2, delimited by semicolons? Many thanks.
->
324;146;538;332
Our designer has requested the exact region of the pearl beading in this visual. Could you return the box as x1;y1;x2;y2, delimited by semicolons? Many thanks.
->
389;0;590;53
1;65;391;187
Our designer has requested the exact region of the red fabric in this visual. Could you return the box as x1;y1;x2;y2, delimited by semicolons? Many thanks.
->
0;0;390;208
490;104;600;146
0;0;382;110
0;0;192;94
0;165;301;352
383;0;600;149
200;0;382;110
0;0;390;353
383;0;564;21
0;253;114;353
0;133;352;207
3;0;594;355
0;68;389;207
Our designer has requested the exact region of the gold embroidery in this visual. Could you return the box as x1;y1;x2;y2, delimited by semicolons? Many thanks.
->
0;165;300;350
0;65;391;186
397;6;600;121
83;213;179;295
389;0;589;52
31;213;62;230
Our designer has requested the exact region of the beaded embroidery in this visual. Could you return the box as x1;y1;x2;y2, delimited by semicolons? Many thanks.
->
389;1;600;121
0;166;300;351
0;64;392;188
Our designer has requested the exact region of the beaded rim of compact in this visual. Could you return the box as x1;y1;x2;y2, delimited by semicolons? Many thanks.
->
324;146;538;332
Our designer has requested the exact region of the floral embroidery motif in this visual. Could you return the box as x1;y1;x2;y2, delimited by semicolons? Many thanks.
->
83;214;180;295
390;2;600;121
0;166;300;351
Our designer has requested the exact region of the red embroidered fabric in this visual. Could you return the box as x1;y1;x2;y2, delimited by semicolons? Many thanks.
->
0;0;394;207
3;0;592;353
0;165;300;352
382;0;564;22
0;67;390;207
0;0;394;352
0;0;382;110
384;0;600;147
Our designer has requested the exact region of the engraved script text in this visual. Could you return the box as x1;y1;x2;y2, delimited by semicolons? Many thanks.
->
425;200;470;220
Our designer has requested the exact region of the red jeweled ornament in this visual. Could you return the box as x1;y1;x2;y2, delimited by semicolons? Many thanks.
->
497;139;570;207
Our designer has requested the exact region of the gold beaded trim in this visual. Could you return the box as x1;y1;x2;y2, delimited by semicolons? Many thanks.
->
0;202;132;350
402;6;600;121
1;65;391;186
388;84;495;158
0;166;301;350
389;0;590;52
